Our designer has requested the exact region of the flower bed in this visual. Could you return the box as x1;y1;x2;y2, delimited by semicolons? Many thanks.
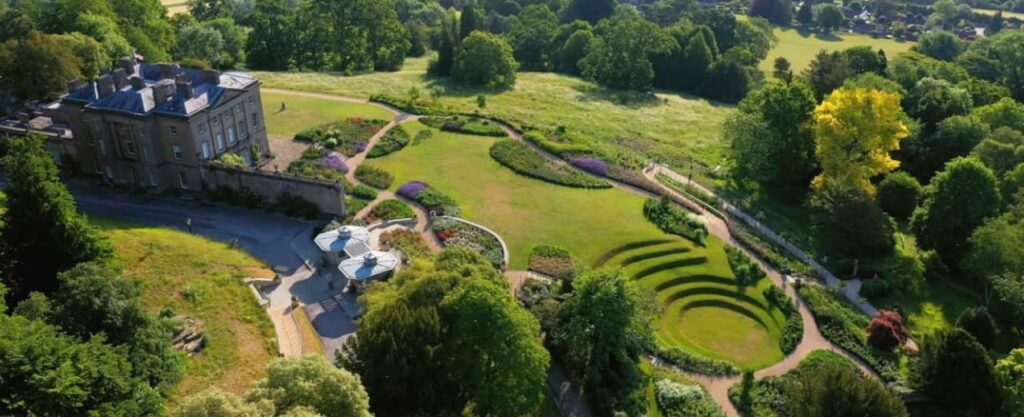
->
489;141;610;189
521;130;594;156
797;285;901;381
370;199;415;221
286;148;349;182
643;197;709;245
354;165;394;189
432;217;503;267
528;244;580;280
367;128;410;158
294;117;385;156
397;181;460;216
568;157;608;177
379;229;431;260
654;344;740;377
421;115;507;137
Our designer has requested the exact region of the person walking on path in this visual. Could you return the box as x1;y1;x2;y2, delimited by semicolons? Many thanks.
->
186;217;193;234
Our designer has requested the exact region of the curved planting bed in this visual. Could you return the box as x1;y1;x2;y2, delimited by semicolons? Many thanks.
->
595;237;787;370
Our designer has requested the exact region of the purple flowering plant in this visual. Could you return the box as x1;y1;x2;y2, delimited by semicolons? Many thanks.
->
569;157;608;177
320;153;349;174
397;181;429;199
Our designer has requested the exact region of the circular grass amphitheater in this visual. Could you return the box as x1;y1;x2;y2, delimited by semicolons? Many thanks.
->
594;236;787;369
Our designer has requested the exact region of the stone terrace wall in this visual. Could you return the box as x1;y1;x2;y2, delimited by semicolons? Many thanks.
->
202;162;345;216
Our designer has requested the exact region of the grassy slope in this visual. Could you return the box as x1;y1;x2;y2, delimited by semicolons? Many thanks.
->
261;91;394;138
974;8;1024;19
370;122;782;367
94;218;277;407
160;0;188;15
254;57;734;167
760;27;914;76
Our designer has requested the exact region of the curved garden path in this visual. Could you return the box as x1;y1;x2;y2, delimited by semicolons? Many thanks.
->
265;88;885;417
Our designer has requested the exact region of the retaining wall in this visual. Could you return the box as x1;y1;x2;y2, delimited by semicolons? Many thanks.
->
202;162;346;216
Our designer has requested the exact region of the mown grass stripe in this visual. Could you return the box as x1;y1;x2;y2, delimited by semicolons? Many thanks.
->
631;257;709;281
592;239;676;267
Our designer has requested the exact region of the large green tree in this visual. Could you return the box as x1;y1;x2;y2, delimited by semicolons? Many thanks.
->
245;0;295;70
561;0;617;23
0;135;109;303
913;157;1001;268
905;78;973;131
877;171;923;220
727;81;817;187
579;8;673;91
0;31;82;102
248;355;372;417
340;248;547;417
914;31;966;62
453;31;518;88
507;5;558;70
783;363;908;417
553;268;655;416
917;328;1002;416
996;348;1024;417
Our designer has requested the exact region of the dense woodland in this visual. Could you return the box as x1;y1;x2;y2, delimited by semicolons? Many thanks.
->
2;0;1024;416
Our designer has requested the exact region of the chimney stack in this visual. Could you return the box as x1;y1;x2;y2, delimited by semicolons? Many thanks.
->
129;75;146;90
119;57;137;77
113;68;128;90
159;63;179;80
203;69;220;86
152;79;177;104
67;79;83;92
96;75;115;98
176;80;193;99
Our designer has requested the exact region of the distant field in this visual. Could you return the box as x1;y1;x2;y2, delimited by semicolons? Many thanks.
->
974;8;1024;20
261;91;394;137
761;27;915;76
254;57;733;168
161;0;189;16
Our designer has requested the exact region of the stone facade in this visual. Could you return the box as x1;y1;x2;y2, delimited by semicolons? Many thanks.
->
203;163;346;216
44;58;270;191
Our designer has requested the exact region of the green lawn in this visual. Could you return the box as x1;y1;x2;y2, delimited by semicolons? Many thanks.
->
254;57;734;167
369;121;783;368
974;8;1024;20
761;27;914;77
261;90;395;138
94;218;278;407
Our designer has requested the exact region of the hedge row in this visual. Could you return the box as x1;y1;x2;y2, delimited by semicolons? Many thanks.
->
643;197;709;245
654;344;740;377
354;165;394;189
367;128;410;158
489;141;610;189
421;115;507;137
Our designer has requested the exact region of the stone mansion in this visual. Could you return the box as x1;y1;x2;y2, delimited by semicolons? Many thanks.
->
13;57;271;191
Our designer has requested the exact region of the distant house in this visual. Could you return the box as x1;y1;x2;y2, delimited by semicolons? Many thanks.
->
7;57;271;191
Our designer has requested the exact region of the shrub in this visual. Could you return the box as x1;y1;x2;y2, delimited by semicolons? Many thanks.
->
321;153;349;174
655;379;712;416
859;278;891;300
371;199;415;221
956;306;998;349
867;309;909;351
218;152;246;167
422;116;507;137
489;141;610;189
397;181;430;199
780;313;804;354
412;129;432;145
654;344;739;376
521;130;593;156
399;181;460;216
725;246;767;286
349;184;378;200
367;128;410;158
643;197;709;245
355;165;394;189
877;171;922;220
568;157;609;177
277;192;319;219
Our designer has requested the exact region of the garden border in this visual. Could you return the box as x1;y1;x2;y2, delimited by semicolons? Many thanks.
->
436;215;510;267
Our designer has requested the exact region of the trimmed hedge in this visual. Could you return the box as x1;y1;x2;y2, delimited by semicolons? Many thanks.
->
354;165;394;189
654;344;740;376
643;197;709;245
367;128;410;158
371;199;415;221
489;141;610;189
349;184;379;200
725;246;767;286
521;130;593;155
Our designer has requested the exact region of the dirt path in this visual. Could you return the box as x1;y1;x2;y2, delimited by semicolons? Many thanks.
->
264;88;879;417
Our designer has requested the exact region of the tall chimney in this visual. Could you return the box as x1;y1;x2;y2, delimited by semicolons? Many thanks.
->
203;69;220;86
119;57;137;77
129;75;146;90
159;63;179;80
113;68;128;90
67;79;83;92
96;75;115;98
152;79;177;104
176;80;193;99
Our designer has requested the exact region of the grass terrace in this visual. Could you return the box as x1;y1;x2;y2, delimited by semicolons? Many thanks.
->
261;91;394;138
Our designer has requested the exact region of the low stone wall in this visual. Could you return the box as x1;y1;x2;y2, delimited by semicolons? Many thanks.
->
202;162;345;216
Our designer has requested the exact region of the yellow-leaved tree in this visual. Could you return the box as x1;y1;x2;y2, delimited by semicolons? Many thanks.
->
812;88;909;195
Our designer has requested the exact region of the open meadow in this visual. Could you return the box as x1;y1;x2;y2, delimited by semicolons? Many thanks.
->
760;26;914;76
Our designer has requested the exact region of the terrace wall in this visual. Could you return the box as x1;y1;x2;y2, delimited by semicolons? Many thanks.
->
202;162;345;216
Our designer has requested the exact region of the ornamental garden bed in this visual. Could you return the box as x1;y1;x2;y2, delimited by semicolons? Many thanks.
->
396;180;460;216
432;217;504;267
379;229;432;260
643;197;709;245
294;117;386;156
367;199;415;222
490;141;610;189
367;128;410;158
528;244;580;280
354;164;394;189
421;115;507;137
286;147;349;183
